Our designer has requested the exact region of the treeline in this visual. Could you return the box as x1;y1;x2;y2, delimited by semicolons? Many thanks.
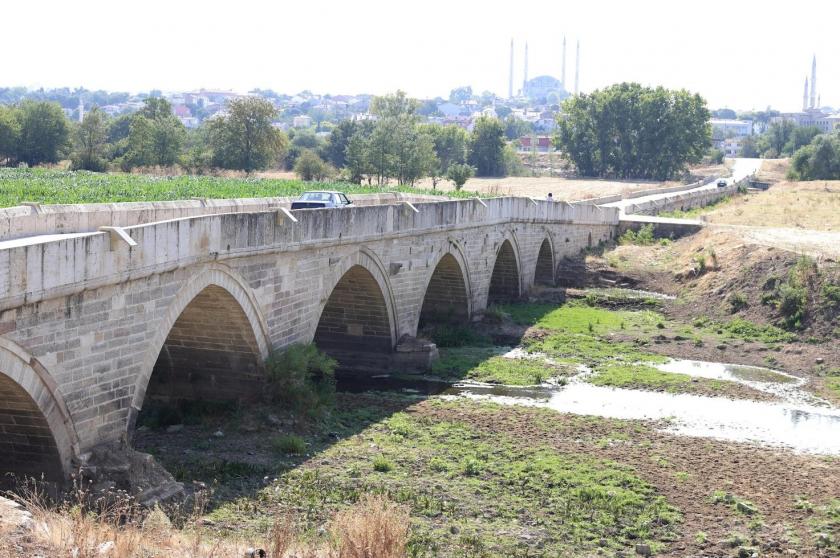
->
740;121;822;159
0;91;521;188
789;132;840;180
554;83;711;181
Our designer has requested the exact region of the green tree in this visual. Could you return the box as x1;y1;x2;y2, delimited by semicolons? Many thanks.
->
208;97;288;172
447;163;474;190
422;123;469;187
71;107;109;171
757;120;795;157
555;83;710;180
469;116;507;177
325;120;360;168
367;90;434;185
294;149;333;181
123;98;186;169
503;116;533;140
345;132;374;184
0;106;21;165
449;86;473;104
790;134;840;180
16;101;70;166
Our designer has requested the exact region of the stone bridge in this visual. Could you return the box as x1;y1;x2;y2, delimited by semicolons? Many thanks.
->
0;196;617;483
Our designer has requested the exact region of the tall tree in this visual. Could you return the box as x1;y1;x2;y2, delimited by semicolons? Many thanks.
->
421;123;468;187
123;98;186;168
15;101;70;166
555;83;710;180
71;107;109;171
790;134;840;180
469;116;507;177
208;97;288;172
0;106;21;165
325;120;359;168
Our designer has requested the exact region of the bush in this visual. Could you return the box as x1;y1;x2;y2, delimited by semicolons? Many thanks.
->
619;224;656;246
294;149;334;181
728;292;748;313
265;344;336;415
427;324;490;348
822;283;840;308
372;455;394;472
777;284;807;329
446;162;475;190
271;434;307;455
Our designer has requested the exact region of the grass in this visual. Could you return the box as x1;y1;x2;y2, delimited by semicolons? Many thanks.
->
271;434;307;455
659;194;734;219
432;347;567;385
0;167;471;207
215;405;681;556
700;317;796;344
590;363;693;391
499;301;664;334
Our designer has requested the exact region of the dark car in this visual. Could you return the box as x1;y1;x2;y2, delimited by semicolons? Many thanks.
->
716;179;728;188
290;191;353;210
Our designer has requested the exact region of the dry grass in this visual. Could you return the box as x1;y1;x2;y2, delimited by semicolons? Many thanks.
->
331;494;410;558
700;180;840;231
2;484;409;558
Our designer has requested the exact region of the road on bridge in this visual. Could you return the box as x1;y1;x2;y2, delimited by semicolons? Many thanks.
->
604;158;763;214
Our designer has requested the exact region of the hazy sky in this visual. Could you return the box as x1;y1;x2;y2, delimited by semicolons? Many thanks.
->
3;0;837;112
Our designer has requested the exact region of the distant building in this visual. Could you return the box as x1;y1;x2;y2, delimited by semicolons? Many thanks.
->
292;115;312;128
523;75;569;105
519;136;554;152
773;111;840;134
709;119;753;138
722;137;742;157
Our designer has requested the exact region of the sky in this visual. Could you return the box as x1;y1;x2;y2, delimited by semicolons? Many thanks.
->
3;0;838;112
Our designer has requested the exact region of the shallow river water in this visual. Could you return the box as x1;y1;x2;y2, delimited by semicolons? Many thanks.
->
442;359;840;455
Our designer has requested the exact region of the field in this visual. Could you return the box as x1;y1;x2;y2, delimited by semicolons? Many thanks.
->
693;180;840;231
0;168;467;207
0;163;728;208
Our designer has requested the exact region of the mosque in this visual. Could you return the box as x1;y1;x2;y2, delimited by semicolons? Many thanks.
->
508;37;579;104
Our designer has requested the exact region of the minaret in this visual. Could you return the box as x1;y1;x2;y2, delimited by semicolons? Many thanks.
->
523;42;529;93
561;36;567;90
574;40;580;95
810;55;817;110
508;38;514;99
803;77;809;112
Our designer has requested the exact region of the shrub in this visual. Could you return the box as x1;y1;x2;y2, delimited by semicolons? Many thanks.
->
293;149;334;181
461;455;484;476
373;455;394;473
619;224;656;246
728;292;748;313
777;284;807;329
271;434;307;455
427;324;489;348
330;494;410;558
822;283;840;308
265;344;336;415
446;163;475;190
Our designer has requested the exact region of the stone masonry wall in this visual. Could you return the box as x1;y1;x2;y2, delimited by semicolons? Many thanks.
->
0;197;618;476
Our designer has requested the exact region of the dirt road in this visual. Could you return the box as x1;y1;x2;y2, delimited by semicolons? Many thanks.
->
714;224;840;260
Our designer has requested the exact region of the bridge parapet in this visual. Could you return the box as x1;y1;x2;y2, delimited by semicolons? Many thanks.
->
0;197;617;311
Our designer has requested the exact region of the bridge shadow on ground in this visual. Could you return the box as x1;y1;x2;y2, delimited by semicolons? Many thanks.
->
129;293;566;518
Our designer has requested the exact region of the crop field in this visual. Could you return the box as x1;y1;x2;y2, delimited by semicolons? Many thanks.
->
0;168;468;207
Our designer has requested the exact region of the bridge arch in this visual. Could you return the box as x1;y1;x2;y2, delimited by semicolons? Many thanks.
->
417;242;473;330
0;338;78;483
129;264;270;432
534;235;556;286
487;233;522;305
311;248;398;371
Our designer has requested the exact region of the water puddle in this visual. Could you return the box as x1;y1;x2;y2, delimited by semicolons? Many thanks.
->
654;359;826;407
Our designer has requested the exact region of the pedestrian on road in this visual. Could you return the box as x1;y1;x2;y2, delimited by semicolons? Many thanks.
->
546;193;554;202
